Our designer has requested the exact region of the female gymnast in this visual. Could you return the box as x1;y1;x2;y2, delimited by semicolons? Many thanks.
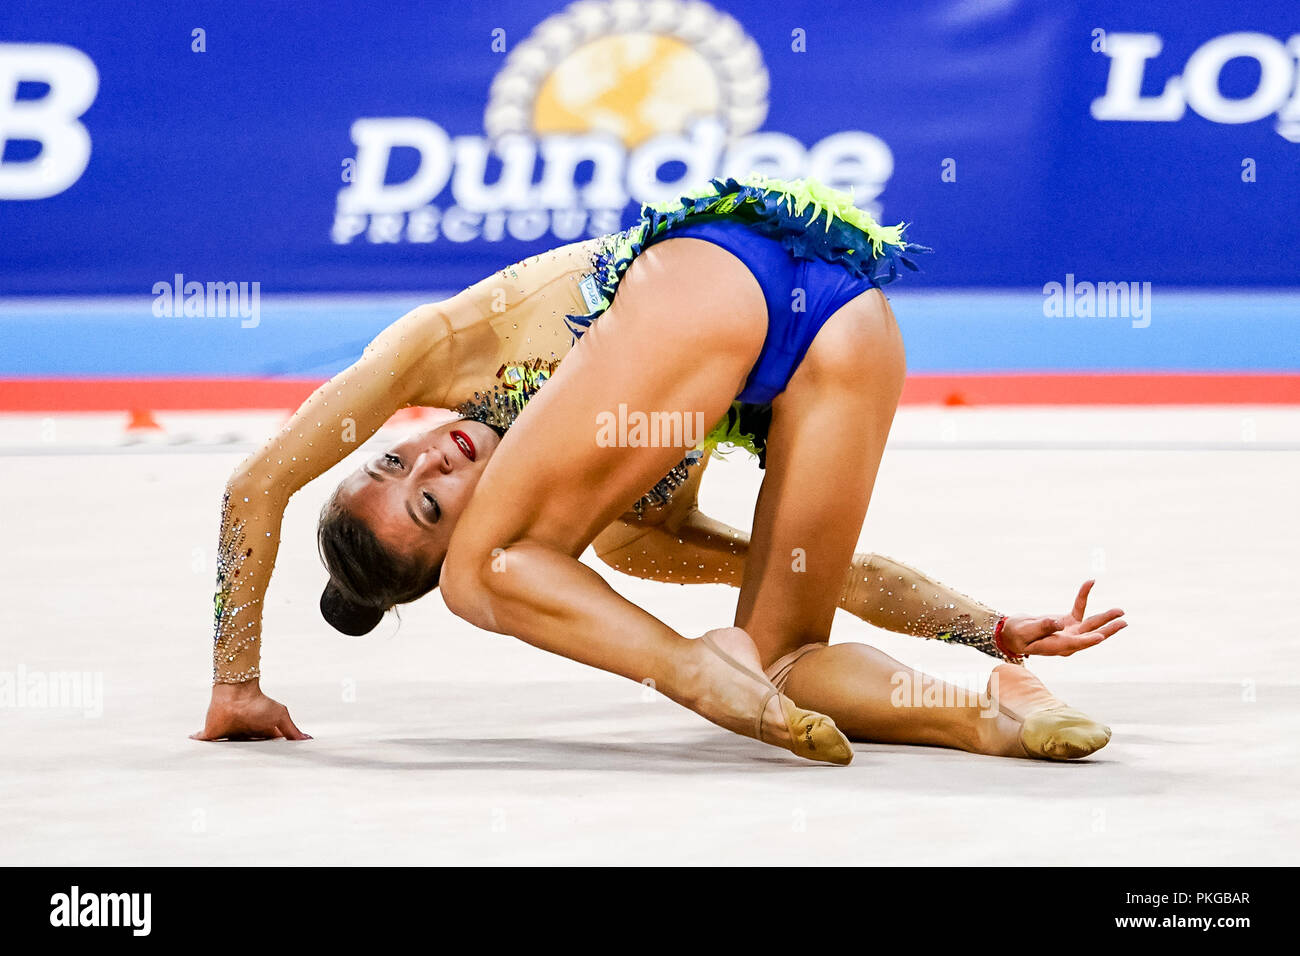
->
194;176;1126;763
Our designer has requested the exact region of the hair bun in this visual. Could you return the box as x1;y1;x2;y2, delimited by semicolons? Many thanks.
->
320;582;386;636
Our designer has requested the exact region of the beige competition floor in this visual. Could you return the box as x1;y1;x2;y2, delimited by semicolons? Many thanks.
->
1;405;1296;865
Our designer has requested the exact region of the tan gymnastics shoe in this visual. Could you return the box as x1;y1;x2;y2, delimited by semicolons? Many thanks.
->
992;663;1112;760
700;632;853;765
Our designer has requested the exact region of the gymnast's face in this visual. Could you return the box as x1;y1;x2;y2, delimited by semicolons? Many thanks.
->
335;419;502;570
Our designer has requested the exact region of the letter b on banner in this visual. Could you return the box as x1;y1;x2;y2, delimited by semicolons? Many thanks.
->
0;44;99;199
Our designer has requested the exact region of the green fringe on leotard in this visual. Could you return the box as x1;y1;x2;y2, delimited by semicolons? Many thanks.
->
699;404;763;461
644;175;915;258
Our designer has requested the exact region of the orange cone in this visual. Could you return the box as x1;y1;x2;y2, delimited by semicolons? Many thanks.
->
126;409;163;432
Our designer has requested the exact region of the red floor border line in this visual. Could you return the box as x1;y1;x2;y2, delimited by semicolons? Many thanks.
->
900;373;1300;406
0;374;1298;411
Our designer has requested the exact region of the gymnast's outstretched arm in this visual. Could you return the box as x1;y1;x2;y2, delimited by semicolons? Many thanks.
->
195;303;459;738
208;304;467;687
592;457;1124;661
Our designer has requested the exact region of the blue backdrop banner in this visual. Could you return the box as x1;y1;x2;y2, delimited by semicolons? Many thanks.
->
1;0;1297;296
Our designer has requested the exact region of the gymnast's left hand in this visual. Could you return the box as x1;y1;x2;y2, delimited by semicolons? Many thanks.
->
190;680;312;741
1000;579;1127;658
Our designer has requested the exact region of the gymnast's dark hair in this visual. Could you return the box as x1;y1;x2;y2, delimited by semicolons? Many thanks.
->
317;491;441;636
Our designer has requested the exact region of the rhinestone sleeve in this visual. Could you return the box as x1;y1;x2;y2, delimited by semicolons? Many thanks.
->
839;552;1023;665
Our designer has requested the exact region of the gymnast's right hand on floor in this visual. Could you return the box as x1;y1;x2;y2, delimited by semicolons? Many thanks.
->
190;680;311;741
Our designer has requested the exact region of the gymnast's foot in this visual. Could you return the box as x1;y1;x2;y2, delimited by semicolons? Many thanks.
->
989;664;1111;760
687;628;853;765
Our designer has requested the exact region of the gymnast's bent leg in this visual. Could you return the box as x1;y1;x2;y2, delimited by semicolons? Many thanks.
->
439;238;852;764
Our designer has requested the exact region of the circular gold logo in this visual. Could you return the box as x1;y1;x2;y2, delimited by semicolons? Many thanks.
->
485;0;769;148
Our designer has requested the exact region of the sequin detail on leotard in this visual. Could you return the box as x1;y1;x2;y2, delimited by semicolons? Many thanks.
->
454;359;704;517
454;358;557;434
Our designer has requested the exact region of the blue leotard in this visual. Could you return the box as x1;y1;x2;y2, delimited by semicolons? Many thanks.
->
652;217;880;404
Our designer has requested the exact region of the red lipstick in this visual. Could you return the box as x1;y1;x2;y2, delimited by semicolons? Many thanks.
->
450;429;476;462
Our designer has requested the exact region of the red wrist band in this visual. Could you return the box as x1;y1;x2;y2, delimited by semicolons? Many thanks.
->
993;616;1022;663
